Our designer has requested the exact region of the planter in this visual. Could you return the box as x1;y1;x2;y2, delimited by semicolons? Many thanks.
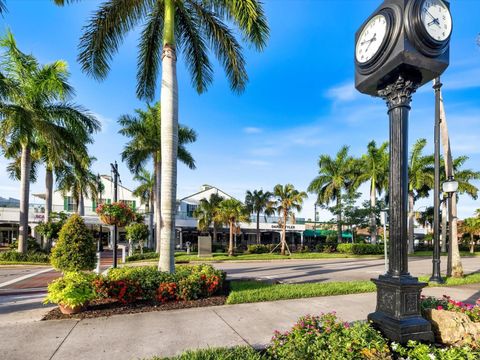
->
59;303;87;315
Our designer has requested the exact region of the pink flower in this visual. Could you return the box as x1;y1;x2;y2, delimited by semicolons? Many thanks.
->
437;305;444;310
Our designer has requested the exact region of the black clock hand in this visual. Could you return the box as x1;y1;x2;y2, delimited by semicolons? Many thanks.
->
365;34;377;52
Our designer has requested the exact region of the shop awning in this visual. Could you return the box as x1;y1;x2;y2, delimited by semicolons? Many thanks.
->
304;229;353;238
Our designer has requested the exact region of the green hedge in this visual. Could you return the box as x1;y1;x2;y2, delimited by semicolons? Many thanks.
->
125;252;159;262
247;244;270;254
0;250;50;263
336;243;384;255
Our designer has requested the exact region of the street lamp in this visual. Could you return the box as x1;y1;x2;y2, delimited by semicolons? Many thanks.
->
430;77;443;284
443;176;459;277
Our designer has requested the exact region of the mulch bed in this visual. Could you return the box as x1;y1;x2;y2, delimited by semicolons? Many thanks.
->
42;295;228;320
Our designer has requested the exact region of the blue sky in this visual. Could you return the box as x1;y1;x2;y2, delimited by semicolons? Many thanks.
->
1;0;479;221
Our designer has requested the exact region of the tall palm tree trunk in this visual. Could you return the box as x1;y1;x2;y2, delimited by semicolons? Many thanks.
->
159;0;178;273
439;93;463;277
451;195;463;277
45;166;53;221
408;191;415;254
280;208;287;255
370;181;377;244
228;221;234;256
336;195;342;244
148;196;154;250
77;193;85;216
18;145;32;253
441;200;447;253
154;155;162;253
256;210;261;244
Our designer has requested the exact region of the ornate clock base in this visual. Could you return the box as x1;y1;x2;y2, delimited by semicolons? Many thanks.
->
368;275;434;343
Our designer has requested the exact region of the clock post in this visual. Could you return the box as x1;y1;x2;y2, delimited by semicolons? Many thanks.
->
355;0;451;343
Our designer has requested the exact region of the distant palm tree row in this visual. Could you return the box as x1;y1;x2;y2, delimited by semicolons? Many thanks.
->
308;139;480;256
0;32;100;253
192;184;307;257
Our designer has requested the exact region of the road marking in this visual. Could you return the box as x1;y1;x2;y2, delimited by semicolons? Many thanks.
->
0;267;53;288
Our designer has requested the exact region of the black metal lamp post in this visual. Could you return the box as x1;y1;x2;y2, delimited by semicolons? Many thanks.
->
110;161;119;268
443;176;458;277
430;77;443;284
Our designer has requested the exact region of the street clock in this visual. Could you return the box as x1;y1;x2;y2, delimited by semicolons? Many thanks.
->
355;0;451;96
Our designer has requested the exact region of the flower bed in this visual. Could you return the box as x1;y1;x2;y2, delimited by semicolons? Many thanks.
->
421;295;480;322
43;264;226;319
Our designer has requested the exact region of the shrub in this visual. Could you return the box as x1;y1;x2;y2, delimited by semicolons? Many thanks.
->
9;237;43;253
125;223;149;255
44;272;96;308
337;243;383;255
50;214;96;272
247;244;270;254
108;266;174;300
212;244;225;253
393;340;480;359
322;245;336;253
93;278;142;304
0;250;50;263
156;346;264;360
267;312;391;360
156;282;178;303
125;252;159;262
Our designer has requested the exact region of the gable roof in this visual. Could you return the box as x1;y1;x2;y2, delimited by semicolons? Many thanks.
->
179;185;240;205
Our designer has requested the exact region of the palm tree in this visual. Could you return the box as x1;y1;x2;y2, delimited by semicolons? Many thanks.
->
442;155;480;277
273;184;307;256
56;158;100;216
245;189;274;244
56;0;269;273
356;140;389;244
308;146;356;244
407;139;434;254
214;199;250;257
0;31;99;253
460;218;480;254
118;102;196;253
132;169;155;249
193;193;224;244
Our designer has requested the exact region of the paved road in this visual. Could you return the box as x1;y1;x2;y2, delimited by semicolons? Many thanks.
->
214;256;480;283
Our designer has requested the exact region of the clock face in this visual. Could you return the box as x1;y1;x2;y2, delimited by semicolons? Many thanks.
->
356;14;388;64
420;0;452;41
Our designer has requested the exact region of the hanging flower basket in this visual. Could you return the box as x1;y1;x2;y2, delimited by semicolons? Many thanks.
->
96;202;135;227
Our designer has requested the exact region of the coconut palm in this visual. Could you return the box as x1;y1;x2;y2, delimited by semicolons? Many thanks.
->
273;184;307;256
245;189;274;244
56;0;269;273
132;169;155;249
460;218;480;254
118;102;196;253
356;140;389;244
56;158;100;216
214;199;249;257
0;31;99;253
193;193;224;244
442;155;480;277
407;139;434;254
308;146;356;244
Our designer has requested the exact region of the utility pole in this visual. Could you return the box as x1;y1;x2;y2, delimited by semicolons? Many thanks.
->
110;162;119;268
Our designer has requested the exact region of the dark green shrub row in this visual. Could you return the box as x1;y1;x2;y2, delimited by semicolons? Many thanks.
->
247;244;270;254
0;250;50;263
125;252;159;262
336;243;384;255
314;244;337;253
9;237;44;253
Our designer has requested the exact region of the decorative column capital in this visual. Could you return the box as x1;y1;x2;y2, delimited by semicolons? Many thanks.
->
378;75;419;111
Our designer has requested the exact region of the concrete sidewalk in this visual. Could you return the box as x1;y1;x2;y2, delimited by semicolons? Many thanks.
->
1;284;479;360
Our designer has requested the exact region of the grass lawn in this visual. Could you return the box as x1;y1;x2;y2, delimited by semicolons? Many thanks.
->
0;261;50;266
226;272;480;305
152;346;263;360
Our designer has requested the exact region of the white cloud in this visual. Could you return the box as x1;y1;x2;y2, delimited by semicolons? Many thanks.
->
240;159;270;167
92;112;114;134
325;81;359;103
243;127;263;134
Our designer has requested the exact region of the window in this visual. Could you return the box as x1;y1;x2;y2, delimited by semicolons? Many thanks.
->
64;196;76;212
186;204;197;218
